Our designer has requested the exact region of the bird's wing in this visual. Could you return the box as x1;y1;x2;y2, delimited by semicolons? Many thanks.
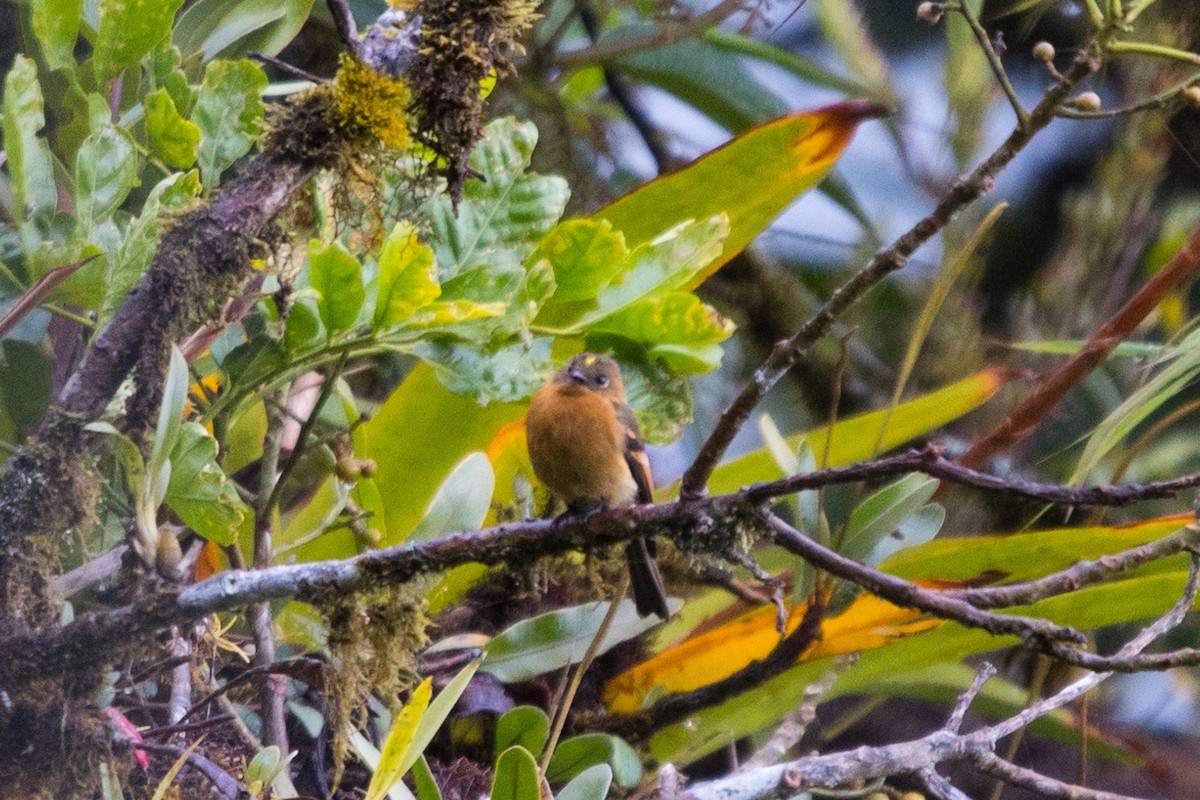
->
614;401;653;505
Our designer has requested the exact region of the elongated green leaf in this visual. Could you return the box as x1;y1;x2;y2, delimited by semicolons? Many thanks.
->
482;599;681;684
842;474;939;563
175;0;314;60
595;102;881;286
144;89;201;169
704;369;1008;495
816;0;893;103
150;347;190;501
94;0;185;82
621;35;788;133
374;223;441;328
490;747;540;800
31;0;83;71
164;421;249;545
3;57;57;221
192;59;267;190
310;239;366;333
496;707;550;757
412;756;443;800
1072;327;1200;484
703;29;868;97
406;453;494;543
404;660;481;780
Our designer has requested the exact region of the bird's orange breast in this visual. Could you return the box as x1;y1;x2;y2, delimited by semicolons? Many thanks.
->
526;384;638;507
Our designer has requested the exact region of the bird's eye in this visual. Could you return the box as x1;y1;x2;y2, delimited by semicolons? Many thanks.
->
596;374;609;387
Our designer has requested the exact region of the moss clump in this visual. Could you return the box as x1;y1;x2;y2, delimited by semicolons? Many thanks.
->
406;0;540;202
319;584;430;788
328;55;412;150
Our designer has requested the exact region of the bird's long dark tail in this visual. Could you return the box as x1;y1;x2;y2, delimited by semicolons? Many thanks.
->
625;537;671;619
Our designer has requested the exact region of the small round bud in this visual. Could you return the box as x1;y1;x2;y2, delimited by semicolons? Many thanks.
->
1069;91;1102;111
1032;41;1055;62
866;794;890;800
900;793;927;800
1185;85;1200;108
358;457;378;478
361;527;383;547
335;455;362;482
916;1;943;23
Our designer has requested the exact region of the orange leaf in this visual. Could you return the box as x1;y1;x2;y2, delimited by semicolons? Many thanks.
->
594;100;886;289
602;592;939;713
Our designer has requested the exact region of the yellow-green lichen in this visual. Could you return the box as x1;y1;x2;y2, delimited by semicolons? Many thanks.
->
328;55;412;150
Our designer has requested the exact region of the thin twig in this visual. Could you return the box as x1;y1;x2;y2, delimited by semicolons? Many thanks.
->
680;50;1099;498
555;0;749;68
325;0;361;56
954;0;1028;128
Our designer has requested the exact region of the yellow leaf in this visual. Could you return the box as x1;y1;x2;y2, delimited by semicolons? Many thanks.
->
365;678;433;800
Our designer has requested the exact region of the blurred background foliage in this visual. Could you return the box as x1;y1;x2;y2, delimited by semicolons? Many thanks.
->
4;0;1200;796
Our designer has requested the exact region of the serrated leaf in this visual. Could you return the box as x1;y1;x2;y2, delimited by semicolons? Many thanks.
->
144;88;201;169
415;338;553;405
588;292;733;374
192;59;267;190
481;598;681;684
31;0;83;71
94;0;185;82
164;421;249;545
310;239;365;333
490;747;540;800
620;362;691;446
425;118;569;278
374;222;441;328
529;219;628;302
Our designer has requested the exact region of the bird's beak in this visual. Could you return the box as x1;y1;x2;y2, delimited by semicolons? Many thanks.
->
568;368;587;384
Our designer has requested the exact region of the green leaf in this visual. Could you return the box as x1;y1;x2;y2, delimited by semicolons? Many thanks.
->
349;727;418;800
31;0;83;71
529;219;628;302
75;101;139;232
145;43;195;114
842;474;939;563
482;598;681;684
588;292;734;374
374;222;441;328
144;88;201;169
703;29;868;97
396;300;507;331
1072;327;1200;484
150;347;190;501
310;239;366;333
94;0;186;83
0;340;52;438
595;103;877;287
412;756;443;800
620;360;692;446
415;339;553;405
406;453;494;543
496;707;550;757
406;660;481;777
426;118;570;277
192;59;267;191
279;364;524;562
174;0;314;60
284;297;323;350
621;35;788;133
164;421;249;545
490;747;540;800
816;0;894;103
220;397;267;474
555;765;612;800
705;369;1008;495
865;503;945;567
546;735;640;788
3;57;57;221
